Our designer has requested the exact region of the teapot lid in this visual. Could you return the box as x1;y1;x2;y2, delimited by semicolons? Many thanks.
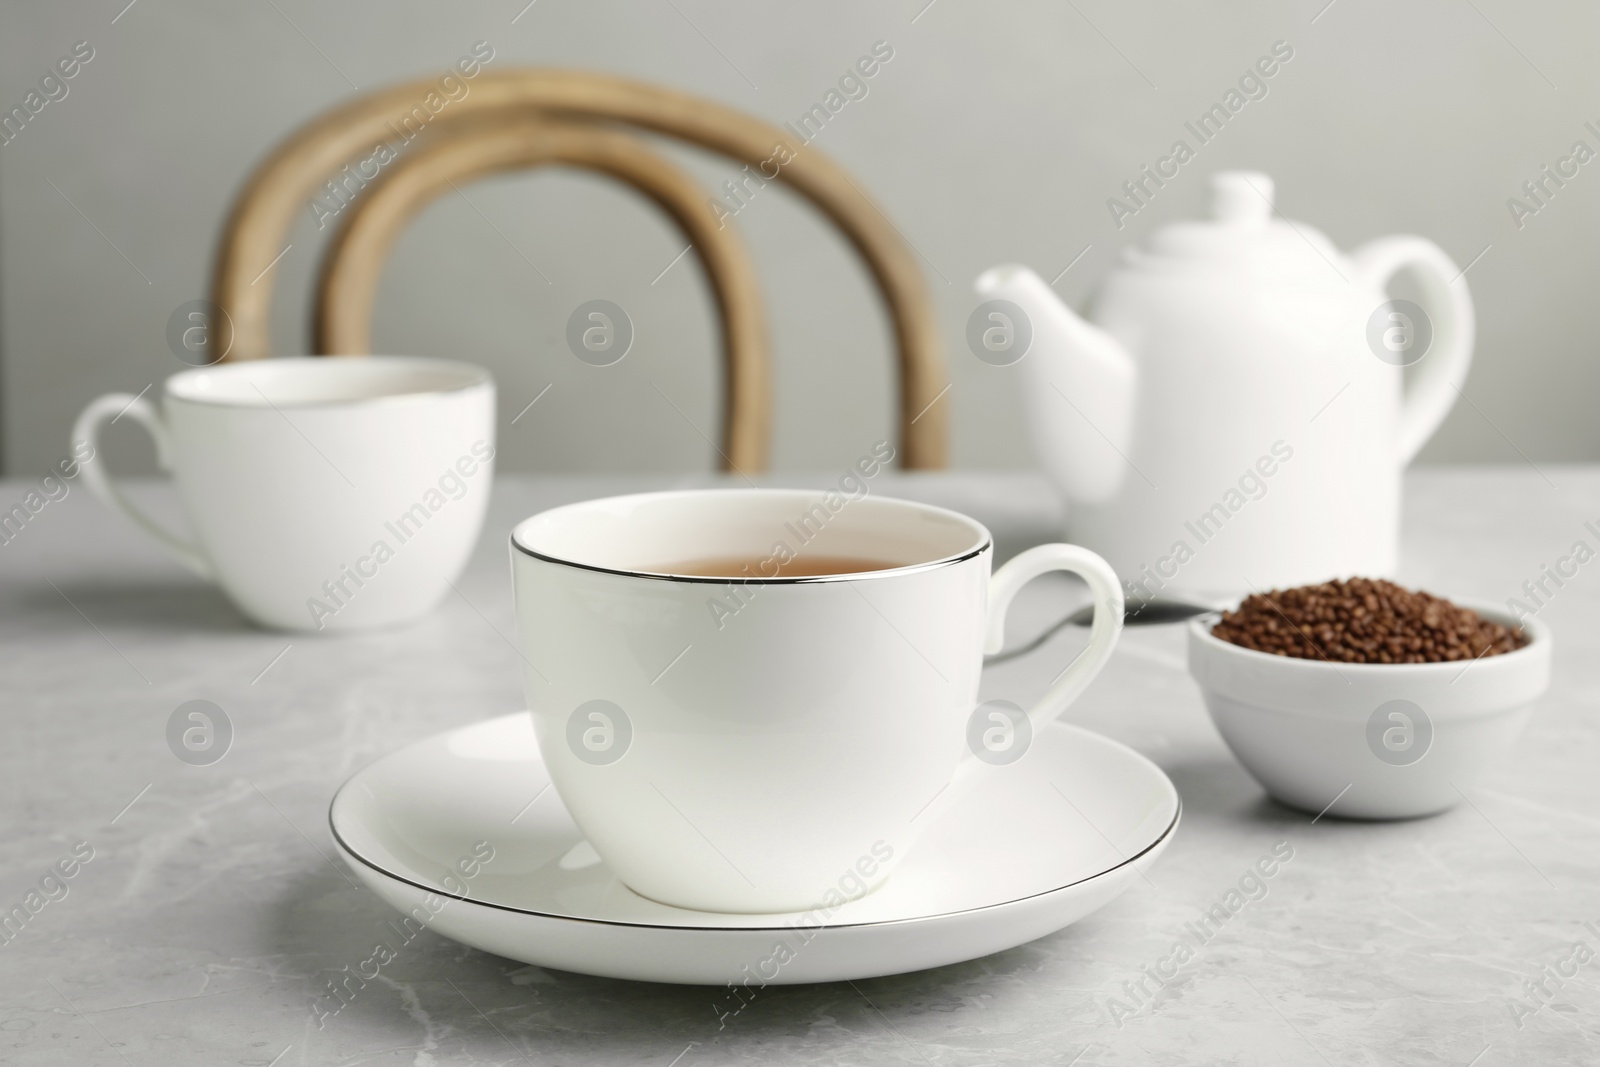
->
1133;171;1346;278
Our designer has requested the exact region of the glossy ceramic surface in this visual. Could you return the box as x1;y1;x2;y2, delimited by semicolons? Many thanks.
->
1187;599;1552;818
978;170;1476;597
72;356;495;631
508;489;1124;912
330;712;1180;985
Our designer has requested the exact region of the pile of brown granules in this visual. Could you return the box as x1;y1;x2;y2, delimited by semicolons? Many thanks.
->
1210;577;1528;664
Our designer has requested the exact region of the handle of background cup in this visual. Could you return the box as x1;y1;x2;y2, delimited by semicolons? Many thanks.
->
71;393;214;580
1349;236;1476;467
984;543;1124;733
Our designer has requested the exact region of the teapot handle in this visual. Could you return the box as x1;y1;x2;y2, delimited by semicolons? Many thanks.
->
1349;237;1476;466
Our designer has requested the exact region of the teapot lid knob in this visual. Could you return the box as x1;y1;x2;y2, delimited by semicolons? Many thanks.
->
1210;171;1273;224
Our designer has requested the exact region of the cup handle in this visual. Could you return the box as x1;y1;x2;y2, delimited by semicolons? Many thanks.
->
984;543;1125;734
72;393;213;580
910;544;1125;832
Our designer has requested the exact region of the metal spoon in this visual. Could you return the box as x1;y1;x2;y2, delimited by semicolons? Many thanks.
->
985;598;1215;665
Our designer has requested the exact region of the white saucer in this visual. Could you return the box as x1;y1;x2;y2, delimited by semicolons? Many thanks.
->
329;713;1180;985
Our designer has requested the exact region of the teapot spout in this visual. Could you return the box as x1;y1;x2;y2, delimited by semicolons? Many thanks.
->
975;265;1138;505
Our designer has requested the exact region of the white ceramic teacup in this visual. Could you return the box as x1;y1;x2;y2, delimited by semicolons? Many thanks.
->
511;488;1124;914
73;356;495;632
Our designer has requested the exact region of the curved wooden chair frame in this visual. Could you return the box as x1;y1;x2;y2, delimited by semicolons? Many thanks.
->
316;118;768;471
210;68;947;468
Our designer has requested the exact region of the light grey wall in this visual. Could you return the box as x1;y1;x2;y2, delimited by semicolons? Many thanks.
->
2;0;1595;476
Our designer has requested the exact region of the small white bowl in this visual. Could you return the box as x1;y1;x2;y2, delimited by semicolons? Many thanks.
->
1187;599;1552;819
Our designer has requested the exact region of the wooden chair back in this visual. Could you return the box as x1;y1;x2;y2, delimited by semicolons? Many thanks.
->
209;68;947;469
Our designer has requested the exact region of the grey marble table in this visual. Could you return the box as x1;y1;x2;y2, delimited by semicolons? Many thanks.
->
1;468;1596;1066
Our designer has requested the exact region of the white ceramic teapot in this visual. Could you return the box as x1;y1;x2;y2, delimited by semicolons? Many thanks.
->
977;170;1474;603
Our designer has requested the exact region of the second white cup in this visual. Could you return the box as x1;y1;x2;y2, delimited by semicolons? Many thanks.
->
73;356;495;632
